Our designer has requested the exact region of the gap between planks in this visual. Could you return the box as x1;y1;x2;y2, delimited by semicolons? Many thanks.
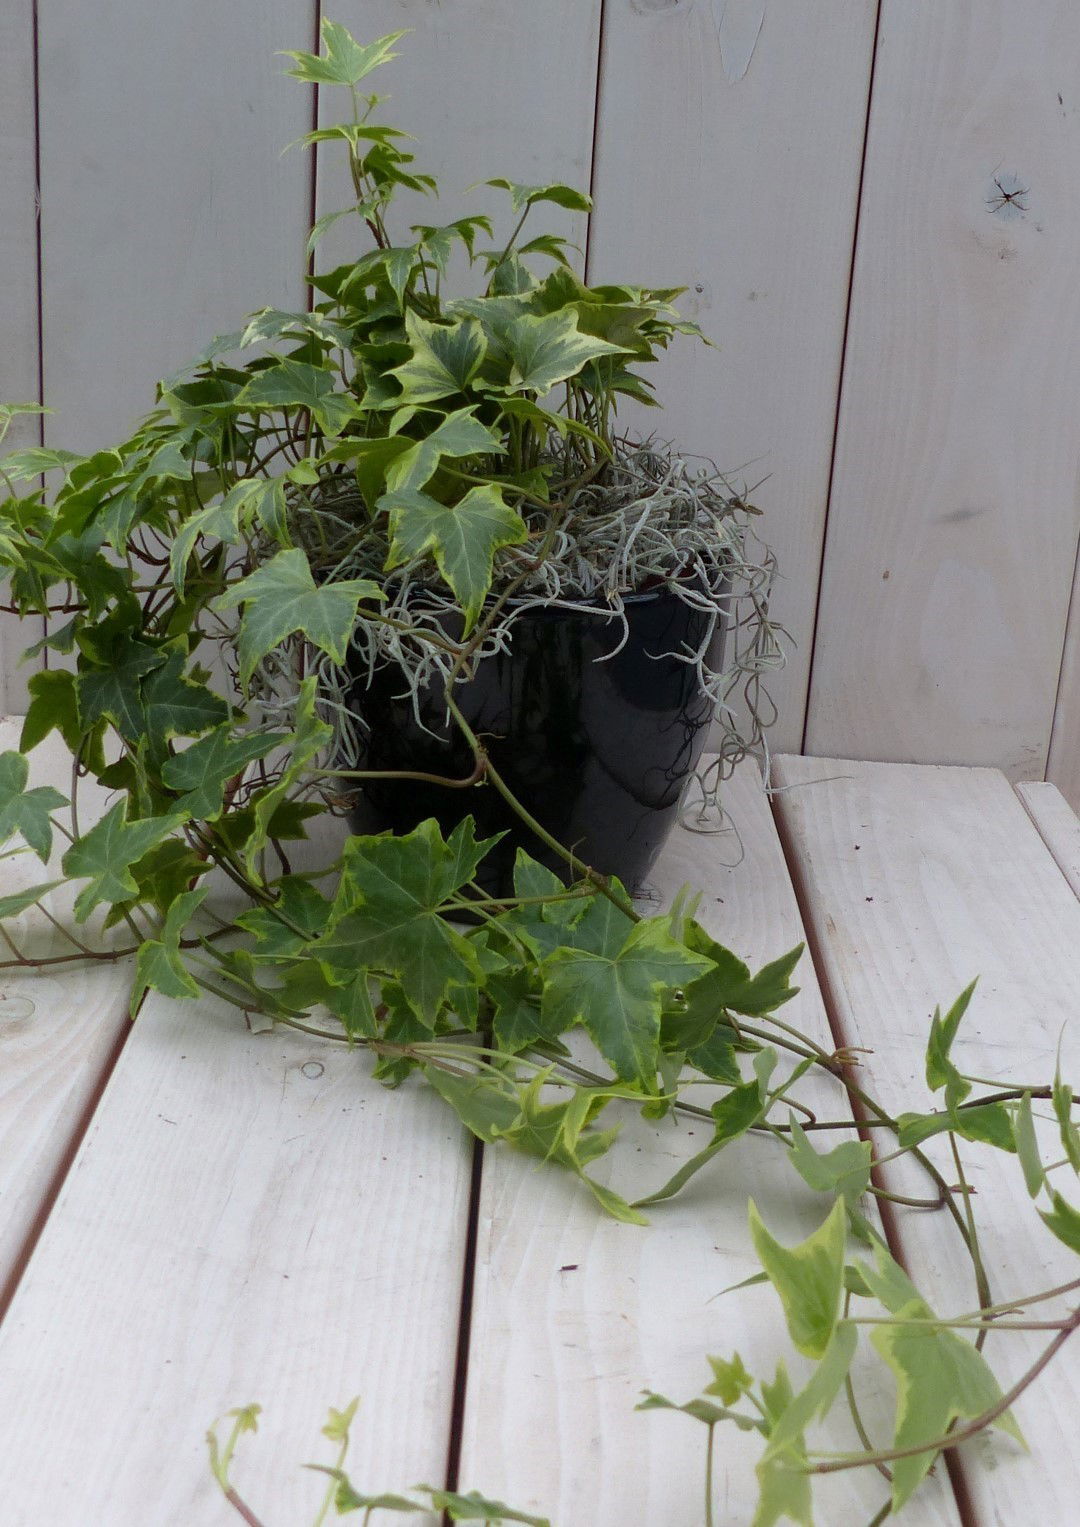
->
771;753;1080;1527
451;760;960;1526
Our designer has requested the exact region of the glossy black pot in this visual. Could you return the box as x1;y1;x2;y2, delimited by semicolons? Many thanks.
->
345;588;723;895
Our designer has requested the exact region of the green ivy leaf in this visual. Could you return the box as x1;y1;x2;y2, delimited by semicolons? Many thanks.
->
484;177;592;215
926;980;978;1106
382;483;528;631
141;648;231;749
1039;1189;1080;1253
856;1241;1022;1510
281;21;407;87
541;917;712;1089
389;312;487;404
0;880;64;920
682;922;802;1019
754;1326;858;1527
244;680;332;872
748;1198;847;1361
384;407;505;496
426;1487;550;1525
501;310;628;397
213;548;383;683
633;1071;772;1208
62;801;184;921
161;726;287;821
0;750;68;863
897;1101;1015;1153
237;360;358;437
786;1118;873;1208
1052;1053;1080;1172
131;886;209;1013
316;817;498;1022
1013;1091;1045;1197
76;634;167;742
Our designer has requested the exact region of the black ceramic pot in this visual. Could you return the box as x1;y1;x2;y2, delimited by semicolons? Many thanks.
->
345;587;723;895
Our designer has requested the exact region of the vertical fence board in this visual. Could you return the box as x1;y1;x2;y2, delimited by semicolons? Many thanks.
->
805;2;1080;778
317;2;603;277
36;0;314;456
586;0;878;752
0;1;41;707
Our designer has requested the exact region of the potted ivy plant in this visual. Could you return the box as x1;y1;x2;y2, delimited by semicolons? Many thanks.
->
45;20;774;899
1;25;1079;1526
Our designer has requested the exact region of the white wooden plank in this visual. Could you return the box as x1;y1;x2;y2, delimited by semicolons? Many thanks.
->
317;2;602;280
36;0;313;454
456;763;960;1525
0;989;474;1524
773;753;1080;1521
805;2;1080;778
586;0;877;752
0;1;42;708
1047;576;1080;812
0;721;135;1311
1016;779;1080;900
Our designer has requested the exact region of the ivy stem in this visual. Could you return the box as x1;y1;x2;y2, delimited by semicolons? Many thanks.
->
808;1304;1080;1476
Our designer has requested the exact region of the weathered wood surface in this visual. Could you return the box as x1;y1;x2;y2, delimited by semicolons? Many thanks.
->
35;0;312;455
0;1;42;707
804;2;1080;780
0;724;133;1314
588;0;878;751
455;762;960;1526
773;754;1080;1523
0;991;475;1525
1016;779;1080;899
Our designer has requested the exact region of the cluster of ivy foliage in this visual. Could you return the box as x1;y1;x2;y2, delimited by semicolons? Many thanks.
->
0;23;1077;1527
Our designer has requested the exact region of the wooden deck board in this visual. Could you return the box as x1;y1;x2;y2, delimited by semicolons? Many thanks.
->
455;763;961;1526
0;724;135;1311
1016;779;1080;900
0;992;474;1524
773;754;1080;1524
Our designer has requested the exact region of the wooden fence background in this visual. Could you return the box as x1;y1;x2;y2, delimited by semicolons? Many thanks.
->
3;0;1080;807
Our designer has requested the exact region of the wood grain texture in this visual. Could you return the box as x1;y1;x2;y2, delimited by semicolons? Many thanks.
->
36;0;313;454
0;994;474;1524
587;0;878;751
1047;564;1080;810
1016;779;1080;898
773;753;1080;1521
455;762;960;1526
0;723;134;1310
805;2;1080;778
0;1;42;707
316;1;602;277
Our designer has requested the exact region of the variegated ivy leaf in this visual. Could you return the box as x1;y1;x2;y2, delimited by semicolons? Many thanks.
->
484;177;593;215
748;1198;847;1361
384;408;505;496
237;360;358;438
316;817;499;1023
213;548;384;684
851;1241;1022;1510
389;311;487;404
541;917;713;1091
381;483;528;631
0;751;67;863
282;21;405;88
62;801;185;921
131;886;209;1014
161;725;288;822
501;310;629;397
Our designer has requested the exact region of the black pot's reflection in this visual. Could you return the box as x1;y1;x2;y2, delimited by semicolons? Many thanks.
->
346;590;723;895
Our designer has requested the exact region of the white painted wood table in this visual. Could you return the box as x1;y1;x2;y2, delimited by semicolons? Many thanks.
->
1;727;1078;1526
